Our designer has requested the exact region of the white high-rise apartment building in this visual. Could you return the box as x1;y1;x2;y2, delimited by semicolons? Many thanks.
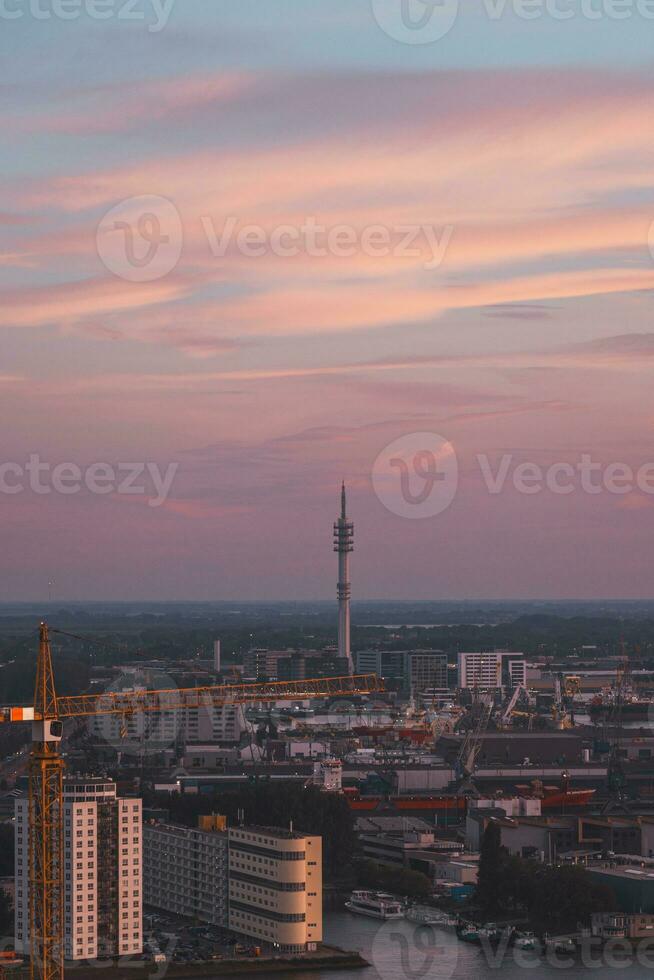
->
458;651;526;692
15;777;142;962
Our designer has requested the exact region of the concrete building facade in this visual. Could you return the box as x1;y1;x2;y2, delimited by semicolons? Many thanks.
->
15;777;142;962
143;818;228;925
228;827;322;953
143;820;323;953
354;650;447;697
458;651;526;692
592;912;654;939
406;652;448;699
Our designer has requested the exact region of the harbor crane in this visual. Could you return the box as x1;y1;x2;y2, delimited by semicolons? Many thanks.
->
454;693;493;796
601;641;631;814
1;624;384;980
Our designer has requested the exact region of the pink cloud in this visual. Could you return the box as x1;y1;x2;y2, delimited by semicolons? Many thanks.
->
1;67;653;351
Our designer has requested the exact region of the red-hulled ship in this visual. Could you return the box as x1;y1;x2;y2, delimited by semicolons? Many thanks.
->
350;724;433;745
343;785;595;814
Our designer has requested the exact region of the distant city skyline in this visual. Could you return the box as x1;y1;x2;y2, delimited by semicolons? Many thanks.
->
2;5;654;599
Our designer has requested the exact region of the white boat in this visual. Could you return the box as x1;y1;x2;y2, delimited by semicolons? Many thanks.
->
514;931;540;950
406;907;456;927
345;890;405;920
545;936;576;954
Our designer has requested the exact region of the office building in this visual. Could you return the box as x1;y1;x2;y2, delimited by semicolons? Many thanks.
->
406;651;448;698
355;650;404;681
458;651;526;692
277;652;349;681
354;650;447;696
242;650;291;681
15;777;142;962
243;649;348;682
229;826;322;952
183;702;245;743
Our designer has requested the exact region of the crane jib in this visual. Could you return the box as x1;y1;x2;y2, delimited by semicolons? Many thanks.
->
1;674;384;723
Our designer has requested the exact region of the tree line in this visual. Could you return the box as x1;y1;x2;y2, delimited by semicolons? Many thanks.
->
477;823;615;933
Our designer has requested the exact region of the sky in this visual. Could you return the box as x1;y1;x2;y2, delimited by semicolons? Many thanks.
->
2;0;654;601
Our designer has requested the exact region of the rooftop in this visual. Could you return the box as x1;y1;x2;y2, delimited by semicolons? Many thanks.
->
588;866;654;881
230;825;308;841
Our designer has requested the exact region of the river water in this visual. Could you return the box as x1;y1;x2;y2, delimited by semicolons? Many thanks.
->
273;912;654;980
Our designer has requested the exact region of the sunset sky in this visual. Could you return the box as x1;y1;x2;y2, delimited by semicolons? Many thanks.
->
2;1;654;600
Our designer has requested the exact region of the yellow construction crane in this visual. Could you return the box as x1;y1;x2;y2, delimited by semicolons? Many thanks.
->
1;624;384;980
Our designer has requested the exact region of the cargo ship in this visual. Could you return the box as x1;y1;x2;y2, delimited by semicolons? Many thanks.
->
350;724;433;745
540;787;596;809
343;790;466;816
343;787;594;814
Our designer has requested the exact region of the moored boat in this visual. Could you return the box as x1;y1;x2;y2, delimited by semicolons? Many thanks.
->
406;906;456;927
545;936;576;954
345;890;405;920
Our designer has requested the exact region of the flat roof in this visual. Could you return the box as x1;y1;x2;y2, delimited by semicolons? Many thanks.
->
230;825;307;841
589;867;654;881
144;822;227;839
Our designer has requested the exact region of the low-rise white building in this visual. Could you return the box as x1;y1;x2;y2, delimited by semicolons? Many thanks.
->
466;797;541;850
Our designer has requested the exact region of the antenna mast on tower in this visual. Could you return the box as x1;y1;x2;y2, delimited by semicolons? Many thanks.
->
334;483;354;674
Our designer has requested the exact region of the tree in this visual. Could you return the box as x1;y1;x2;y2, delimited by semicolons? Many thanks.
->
0;890;13;937
476;822;507;914
527;865;615;933
0;825;13;877
357;860;431;900
475;837;616;933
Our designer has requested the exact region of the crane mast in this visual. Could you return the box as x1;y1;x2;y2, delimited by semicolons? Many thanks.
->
455;693;493;796
29;625;64;980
